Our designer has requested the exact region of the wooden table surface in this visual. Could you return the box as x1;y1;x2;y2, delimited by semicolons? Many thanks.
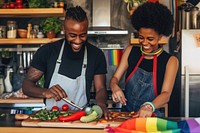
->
1;127;106;133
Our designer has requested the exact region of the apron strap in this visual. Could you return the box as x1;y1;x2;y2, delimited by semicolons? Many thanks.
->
126;54;144;83
153;55;158;96
57;40;65;64
81;47;87;75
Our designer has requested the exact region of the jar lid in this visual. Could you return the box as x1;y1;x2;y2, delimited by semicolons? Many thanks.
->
7;21;16;24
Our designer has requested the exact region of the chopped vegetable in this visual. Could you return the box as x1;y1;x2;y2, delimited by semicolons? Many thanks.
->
91;105;103;119
80;110;98;123
59;111;86;122
30;109;69;121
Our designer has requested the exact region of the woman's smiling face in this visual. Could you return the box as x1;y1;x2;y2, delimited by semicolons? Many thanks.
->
138;28;162;53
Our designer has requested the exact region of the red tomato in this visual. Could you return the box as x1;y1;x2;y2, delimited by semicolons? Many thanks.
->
16;0;22;4
16;4;23;8
51;106;59;111
9;2;15;8
1;4;6;9
62;104;69;111
6;4;10;8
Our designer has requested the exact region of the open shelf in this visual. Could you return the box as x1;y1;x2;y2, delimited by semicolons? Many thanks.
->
0;8;65;18
0;38;62;45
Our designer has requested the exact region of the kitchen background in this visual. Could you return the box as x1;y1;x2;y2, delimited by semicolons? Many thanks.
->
0;0;200;117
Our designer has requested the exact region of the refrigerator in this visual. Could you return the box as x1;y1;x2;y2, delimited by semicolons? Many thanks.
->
181;29;200;117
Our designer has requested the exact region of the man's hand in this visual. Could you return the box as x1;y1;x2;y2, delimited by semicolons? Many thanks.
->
43;84;68;101
98;104;112;120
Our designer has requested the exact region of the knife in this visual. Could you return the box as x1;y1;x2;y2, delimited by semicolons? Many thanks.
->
62;98;83;110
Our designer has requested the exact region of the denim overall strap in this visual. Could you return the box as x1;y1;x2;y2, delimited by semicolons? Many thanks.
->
126;54;144;83
126;54;158;96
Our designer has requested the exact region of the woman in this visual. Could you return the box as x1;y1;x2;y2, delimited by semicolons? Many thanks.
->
110;2;179;117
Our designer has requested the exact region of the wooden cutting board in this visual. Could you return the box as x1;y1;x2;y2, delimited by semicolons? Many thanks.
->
21;112;134;129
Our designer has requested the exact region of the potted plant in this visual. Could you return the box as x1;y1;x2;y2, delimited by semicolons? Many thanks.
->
1;48;13;65
123;0;147;15
40;17;62;39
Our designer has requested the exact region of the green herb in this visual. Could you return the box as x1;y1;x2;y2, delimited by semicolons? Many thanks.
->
30;109;70;121
40;17;62;34
1;48;12;58
28;0;50;8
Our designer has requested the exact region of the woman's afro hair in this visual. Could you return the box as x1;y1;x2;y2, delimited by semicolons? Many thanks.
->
131;2;174;36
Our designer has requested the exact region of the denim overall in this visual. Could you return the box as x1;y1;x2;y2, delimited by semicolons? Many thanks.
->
122;54;162;117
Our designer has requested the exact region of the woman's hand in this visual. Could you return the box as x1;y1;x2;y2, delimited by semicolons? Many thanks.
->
42;84;67;101
111;85;127;105
138;105;153;118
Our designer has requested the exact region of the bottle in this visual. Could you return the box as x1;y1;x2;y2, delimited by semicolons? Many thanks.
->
4;66;13;93
27;23;32;38
7;21;17;39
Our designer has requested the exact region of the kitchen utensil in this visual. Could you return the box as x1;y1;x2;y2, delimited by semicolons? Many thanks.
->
62;98;92;114
62;98;83;110
18;53;24;74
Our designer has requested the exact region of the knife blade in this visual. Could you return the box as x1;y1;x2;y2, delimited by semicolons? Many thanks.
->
62;98;83;110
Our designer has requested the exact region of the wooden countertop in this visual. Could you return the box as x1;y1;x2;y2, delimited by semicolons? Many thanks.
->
1;127;106;133
0;97;43;103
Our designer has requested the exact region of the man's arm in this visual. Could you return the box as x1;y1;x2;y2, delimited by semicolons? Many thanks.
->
22;66;46;98
94;74;111;119
22;66;67;101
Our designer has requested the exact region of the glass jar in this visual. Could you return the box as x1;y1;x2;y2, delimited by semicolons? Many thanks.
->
7;21;17;38
0;25;6;38
33;25;39;38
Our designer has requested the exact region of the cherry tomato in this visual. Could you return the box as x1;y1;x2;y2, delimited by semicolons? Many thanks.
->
51;106;59;111
16;4;23;8
6;4;10;8
62;104;69;111
16;0;22;4
9;2;15;8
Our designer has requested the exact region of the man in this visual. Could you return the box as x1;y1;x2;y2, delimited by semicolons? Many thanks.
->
22;6;110;119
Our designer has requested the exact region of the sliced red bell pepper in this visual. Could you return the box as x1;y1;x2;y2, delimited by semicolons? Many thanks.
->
59;111;86;122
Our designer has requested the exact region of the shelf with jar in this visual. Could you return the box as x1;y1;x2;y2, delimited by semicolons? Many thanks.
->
0;8;65;18
0;38;62;45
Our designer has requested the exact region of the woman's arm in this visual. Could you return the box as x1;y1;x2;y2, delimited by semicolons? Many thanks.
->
110;45;133;105
152;55;179;108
